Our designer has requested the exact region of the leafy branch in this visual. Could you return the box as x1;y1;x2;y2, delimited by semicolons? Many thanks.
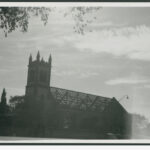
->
0;7;101;37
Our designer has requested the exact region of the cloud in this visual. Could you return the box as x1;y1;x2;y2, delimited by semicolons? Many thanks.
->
136;84;150;89
53;68;99;79
74;25;150;61
79;72;99;79
0;69;10;73
106;76;149;85
53;70;76;77
89;21;127;29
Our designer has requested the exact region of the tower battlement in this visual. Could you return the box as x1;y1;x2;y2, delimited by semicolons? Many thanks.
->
25;51;52;101
29;51;51;66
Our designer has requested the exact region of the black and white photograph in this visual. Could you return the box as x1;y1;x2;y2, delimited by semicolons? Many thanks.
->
0;3;150;143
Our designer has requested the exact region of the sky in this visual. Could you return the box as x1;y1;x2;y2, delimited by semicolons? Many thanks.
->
1;7;150;120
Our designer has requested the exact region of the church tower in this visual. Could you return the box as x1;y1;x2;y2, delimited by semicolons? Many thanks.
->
25;51;52;101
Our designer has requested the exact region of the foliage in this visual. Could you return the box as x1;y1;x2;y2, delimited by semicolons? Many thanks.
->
9;95;25;109
0;7;50;37
0;7;101;37
65;7;101;34
8;95;58;136
131;113;149;138
132;113;149;130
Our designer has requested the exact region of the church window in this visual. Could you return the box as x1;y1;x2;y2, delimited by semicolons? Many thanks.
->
63;113;71;129
40;70;47;83
29;70;35;82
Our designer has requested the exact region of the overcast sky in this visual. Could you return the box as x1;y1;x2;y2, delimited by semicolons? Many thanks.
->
1;7;150;120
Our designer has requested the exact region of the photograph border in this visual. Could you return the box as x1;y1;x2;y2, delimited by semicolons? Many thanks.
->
0;1;149;145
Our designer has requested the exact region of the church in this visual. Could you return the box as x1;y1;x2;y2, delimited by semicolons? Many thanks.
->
0;51;131;139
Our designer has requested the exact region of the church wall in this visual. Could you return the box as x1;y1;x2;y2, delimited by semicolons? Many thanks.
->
21;52;131;138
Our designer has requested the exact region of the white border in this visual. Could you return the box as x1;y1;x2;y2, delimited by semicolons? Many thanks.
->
0;138;150;143
0;2;150;7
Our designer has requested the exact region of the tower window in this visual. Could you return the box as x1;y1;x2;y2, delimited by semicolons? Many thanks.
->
40;70;47;83
29;70;35;82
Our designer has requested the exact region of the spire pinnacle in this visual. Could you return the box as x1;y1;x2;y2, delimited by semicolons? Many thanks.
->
41;57;44;62
29;54;32;64
36;51;40;61
2;88;6;97
49;54;52;64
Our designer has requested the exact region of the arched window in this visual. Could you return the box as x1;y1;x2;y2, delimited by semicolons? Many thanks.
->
63;112;71;129
39;70;47;83
29;70;35;82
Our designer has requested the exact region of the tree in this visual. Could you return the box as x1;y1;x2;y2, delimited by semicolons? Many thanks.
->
9;95;25;110
0;88;10;114
0;7;101;37
132;113;149;138
9;95;58;137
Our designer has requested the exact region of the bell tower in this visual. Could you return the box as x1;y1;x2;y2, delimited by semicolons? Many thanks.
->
25;51;52;101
